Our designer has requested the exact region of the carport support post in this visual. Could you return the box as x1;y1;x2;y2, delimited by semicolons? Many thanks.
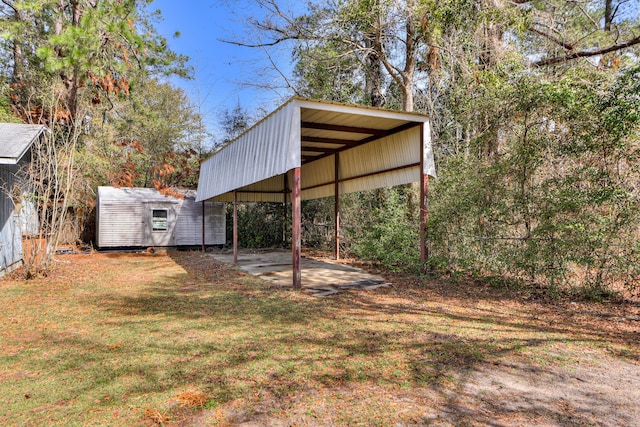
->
334;153;340;260
283;173;288;245
419;123;429;273
292;167;302;290
233;190;238;264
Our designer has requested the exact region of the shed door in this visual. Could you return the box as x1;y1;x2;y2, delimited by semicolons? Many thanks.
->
144;203;176;246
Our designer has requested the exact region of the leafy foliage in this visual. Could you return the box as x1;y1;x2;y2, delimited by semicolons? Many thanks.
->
0;1;205;260
429;67;640;292
345;186;421;270
227;203;286;249
283;0;640;295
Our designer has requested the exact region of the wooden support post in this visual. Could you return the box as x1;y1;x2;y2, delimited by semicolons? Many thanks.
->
233;190;238;264
292;167;302;290
419;123;429;273
334;153;340;260
201;201;206;252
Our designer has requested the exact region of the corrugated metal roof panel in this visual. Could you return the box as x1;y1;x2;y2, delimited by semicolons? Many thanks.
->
196;97;435;203
197;102;300;202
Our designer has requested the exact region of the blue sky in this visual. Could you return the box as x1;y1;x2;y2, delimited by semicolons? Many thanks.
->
147;0;300;140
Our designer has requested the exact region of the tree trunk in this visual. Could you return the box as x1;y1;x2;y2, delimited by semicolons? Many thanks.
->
401;0;418;112
364;40;385;108
604;0;613;31
12;40;24;86
4;1;26;86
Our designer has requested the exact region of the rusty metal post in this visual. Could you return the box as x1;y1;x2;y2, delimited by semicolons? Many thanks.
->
233;190;238;264
419;123;429;273
334;153;340;260
292;167;302;290
283;173;288;245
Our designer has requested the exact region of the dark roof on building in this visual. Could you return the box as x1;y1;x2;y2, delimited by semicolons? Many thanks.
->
0;123;47;165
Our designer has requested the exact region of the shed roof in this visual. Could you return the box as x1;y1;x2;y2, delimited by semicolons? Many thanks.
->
196;97;435;203
98;186;196;203
0;123;47;165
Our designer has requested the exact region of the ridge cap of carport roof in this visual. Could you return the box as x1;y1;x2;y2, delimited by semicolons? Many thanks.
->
294;96;430;122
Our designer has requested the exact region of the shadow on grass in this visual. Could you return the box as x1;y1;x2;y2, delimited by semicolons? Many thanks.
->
11;250;632;426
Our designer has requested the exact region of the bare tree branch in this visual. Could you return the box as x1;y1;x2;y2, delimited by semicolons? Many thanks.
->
261;46;298;95
221;36;299;49
529;26;575;51
533;35;640;67
0;0;17;13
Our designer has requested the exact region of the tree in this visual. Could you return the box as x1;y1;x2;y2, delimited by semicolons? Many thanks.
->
234;0;640;294
522;0;640;67
421;0;640;293
10;80;85;277
225;0;443;111
81;76;208;190
0;0;190;124
0;1;196;266
220;101;249;144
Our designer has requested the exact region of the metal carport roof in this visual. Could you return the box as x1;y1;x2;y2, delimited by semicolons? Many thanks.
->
196;97;435;203
196;97;435;289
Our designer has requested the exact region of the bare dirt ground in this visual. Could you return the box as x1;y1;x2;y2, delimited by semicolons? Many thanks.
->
1;251;638;426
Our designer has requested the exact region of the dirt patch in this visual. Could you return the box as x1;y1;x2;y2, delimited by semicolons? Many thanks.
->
451;354;640;426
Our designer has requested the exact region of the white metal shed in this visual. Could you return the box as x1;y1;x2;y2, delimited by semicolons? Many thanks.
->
96;186;226;248
196;97;435;288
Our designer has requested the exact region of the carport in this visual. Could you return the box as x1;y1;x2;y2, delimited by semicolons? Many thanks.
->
196;97;435;289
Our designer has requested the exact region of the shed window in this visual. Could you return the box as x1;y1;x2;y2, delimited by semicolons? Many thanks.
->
152;209;168;231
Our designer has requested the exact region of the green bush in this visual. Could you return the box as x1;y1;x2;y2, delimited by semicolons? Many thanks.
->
428;68;640;296
226;203;287;249
342;186;421;271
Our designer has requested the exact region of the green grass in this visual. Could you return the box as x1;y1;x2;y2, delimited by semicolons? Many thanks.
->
0;251;637;426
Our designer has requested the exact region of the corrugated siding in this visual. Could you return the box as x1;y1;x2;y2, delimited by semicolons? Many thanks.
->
422;121;435;177
174;200;226;245
0;166;22;272
97;187;227;247
301;155;335;200
301;126;424;199
340;125;421;194
210;175;289;203
97;201;146;247
18;191;39;236
196;101;301;202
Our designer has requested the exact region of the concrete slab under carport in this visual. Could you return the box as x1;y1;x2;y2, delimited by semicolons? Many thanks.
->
212;250;390;296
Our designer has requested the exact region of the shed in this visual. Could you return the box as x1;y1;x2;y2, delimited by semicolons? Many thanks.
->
0;123;47;274
196;97;436;289
96;186;226;248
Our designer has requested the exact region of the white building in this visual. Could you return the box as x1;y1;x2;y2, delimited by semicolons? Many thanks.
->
96;186;226;248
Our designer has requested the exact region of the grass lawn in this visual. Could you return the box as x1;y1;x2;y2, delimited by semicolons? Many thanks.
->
1;251;639;426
